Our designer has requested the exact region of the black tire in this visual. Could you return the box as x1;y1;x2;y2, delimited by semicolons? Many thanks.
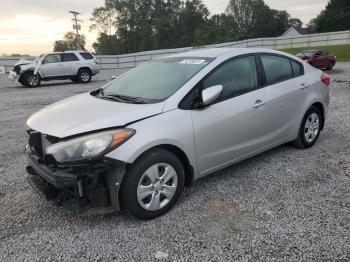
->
121;149;185;220
327;61;334;70
77;69;91;83
70;77;78;83
293;106;323;149
22;72;41;88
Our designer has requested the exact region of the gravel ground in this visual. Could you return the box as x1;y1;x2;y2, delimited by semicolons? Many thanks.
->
0;64;349;261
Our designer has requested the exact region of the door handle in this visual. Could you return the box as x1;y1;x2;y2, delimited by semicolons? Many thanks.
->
300;83;310;90
253;100;266;108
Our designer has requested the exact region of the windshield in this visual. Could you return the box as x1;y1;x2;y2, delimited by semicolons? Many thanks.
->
102;57;213;102
296;51;316;58
34;54;45;62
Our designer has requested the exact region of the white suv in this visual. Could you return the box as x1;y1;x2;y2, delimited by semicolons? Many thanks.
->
9;50;100;87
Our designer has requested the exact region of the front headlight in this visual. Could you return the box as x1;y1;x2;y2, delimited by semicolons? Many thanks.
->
46;128;135;163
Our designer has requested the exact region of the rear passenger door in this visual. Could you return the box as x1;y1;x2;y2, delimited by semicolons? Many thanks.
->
61;53;80;76
259;54;308;141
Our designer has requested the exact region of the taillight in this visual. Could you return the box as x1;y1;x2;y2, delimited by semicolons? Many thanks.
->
321;73;330;86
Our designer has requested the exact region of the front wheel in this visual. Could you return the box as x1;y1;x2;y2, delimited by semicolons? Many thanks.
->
121;149;185;220
293;106;322;149
23;72;41;88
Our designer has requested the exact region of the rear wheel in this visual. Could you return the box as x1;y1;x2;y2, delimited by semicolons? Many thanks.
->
23;72;41;88
77;69;91;83
293;106;322;149
121;149;185;220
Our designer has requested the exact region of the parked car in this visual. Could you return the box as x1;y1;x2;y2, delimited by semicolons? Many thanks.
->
25;48;330;219
296;50;336;70
9;50;100;87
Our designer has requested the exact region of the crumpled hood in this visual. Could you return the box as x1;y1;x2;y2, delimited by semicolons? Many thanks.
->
27;93;164;138
14;59;34;68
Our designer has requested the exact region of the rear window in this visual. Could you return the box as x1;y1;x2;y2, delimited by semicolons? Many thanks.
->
79;52;94;60
261;55;293;84
291;61;303;77
61;53;79;62
296;51;316;58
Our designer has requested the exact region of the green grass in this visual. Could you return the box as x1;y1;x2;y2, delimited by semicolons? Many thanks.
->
280;44;350;62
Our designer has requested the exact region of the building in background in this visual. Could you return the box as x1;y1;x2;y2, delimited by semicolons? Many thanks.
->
281;26;316;37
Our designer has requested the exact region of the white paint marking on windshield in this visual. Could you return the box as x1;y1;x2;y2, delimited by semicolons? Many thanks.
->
180;59;206;65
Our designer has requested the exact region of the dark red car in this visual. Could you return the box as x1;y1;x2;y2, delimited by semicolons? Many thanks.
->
296;50;336;70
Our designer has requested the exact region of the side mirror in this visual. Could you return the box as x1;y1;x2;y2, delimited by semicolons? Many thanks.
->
201;85;223;106
42;60;45;64
111;75;116;80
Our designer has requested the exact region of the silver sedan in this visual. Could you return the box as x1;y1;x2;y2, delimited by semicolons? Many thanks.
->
25;48;330;219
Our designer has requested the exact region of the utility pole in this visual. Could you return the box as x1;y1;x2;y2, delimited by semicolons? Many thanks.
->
69;11;82;49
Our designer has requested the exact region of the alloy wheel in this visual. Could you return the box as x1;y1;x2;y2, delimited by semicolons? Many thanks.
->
304;113;320;143
137;163;178;211
28;75;39;86
80;72;90;82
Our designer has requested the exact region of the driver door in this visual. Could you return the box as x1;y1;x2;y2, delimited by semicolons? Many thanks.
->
40;54;65;77
191;55;272;174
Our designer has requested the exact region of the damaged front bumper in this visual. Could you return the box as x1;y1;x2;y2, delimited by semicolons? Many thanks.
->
25;144;126;212
9;70;19;81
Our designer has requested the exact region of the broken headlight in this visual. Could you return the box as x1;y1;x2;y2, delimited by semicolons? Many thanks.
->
46;129;135;163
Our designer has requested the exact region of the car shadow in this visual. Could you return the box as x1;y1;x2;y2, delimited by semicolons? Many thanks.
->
8;79;105;89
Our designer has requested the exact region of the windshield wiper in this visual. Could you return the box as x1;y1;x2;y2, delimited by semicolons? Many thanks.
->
90;88;104;96
99;95;126;103
91;88;155;104
105;94;148;104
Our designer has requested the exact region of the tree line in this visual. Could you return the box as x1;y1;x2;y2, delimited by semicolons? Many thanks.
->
53;0;350;55
90;0;290;55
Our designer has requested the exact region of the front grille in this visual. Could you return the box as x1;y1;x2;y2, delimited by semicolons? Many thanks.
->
27;130;60;159
56;160;111;177
13;65;21;75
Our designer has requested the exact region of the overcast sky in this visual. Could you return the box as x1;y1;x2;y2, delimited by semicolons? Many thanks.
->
0;0;328;55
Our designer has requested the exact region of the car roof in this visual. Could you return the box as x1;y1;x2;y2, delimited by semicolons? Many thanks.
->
299;50;318;52
167;47;292;59
45;50;90;55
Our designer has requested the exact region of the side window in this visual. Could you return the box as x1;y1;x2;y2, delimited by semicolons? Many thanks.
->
202;56;258;100
261;55;293;84
44;54;61;63
62;53;79;62
321;50;329;56
79;52;94;60
291;60;303;77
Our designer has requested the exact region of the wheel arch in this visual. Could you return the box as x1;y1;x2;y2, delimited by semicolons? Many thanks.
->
19;69;42;82
77;67;92;75
126;144;194;187
311;102;325;130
